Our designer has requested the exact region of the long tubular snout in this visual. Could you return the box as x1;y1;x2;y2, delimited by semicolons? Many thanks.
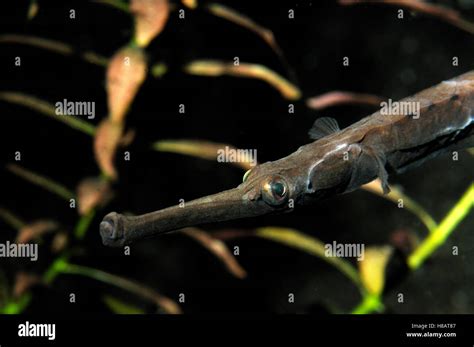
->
100;187;271;247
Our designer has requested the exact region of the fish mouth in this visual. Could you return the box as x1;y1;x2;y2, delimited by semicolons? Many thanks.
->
100;187;275;247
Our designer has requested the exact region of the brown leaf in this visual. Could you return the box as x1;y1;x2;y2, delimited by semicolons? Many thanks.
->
131;0;170;47
51;232;69;253
206;3;282;59
94;119;124;180
152;139;257;170
306;91;385;110
16;220;58;244
106;46;147;123
182;228;247;279
185;60;301;100
13;272;40;298
27;0;39;20
120;128;136;147
181;0;197;9
77;177;113;215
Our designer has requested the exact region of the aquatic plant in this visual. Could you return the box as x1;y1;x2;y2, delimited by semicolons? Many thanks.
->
0;0;472;314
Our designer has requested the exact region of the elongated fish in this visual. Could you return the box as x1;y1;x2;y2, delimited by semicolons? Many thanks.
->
100;71;474;247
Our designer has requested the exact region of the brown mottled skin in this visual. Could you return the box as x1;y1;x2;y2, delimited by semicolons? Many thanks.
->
100;72;474;247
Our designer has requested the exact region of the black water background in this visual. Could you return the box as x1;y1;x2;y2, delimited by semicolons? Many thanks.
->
0;0;473;313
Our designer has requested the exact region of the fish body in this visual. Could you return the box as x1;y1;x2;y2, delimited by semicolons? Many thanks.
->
100;72;474;246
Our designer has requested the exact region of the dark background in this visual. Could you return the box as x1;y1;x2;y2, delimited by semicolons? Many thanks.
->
0;0;473;313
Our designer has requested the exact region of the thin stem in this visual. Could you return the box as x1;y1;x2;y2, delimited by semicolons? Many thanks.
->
2;294;32;314
255;227;365;295
205;3;298;83
351;294;384;314
74;209;96;239
0;34;108;66
408;183;474;270
6;163;75;201
0;92;96;136
0;207;26;230
54;260;182;314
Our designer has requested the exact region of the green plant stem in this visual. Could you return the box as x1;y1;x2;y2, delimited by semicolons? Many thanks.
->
74;209;97;239
6;163;75;201
0;207;26;230
0;35;108;66
0;92;96;136
351;294;384;314
400;194;438;233
255;227;365;295
45;260;181;314
2;294;32;314
350;183;474;314
408;183;474;270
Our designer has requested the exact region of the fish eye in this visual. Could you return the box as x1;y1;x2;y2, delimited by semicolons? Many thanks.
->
243;169;252;182
262;176;289;206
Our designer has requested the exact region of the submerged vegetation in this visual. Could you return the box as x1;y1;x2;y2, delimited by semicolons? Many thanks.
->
0;0;472;314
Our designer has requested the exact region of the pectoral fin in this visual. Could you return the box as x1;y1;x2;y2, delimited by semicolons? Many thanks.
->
349;145;390;194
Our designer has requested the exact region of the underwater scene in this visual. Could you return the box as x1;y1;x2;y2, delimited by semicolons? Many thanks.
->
0;0;473;344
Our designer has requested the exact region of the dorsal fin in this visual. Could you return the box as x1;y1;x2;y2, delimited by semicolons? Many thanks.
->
308;117;341;140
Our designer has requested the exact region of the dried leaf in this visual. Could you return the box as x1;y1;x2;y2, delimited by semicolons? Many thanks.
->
106;46;147;123
211;229;254;240
182;0;197;9
206;3;283;59
155;296;182;314
16;220;58;243
77;177;113;215
152;139;256;170
27;0;39;20
131;0;170;47
120;128;136;147
182;228;247;279
13;272;40;298
185;60;301;100
94;119;124;180
306;91;385;110
358;245;393;296
51;232;69;253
